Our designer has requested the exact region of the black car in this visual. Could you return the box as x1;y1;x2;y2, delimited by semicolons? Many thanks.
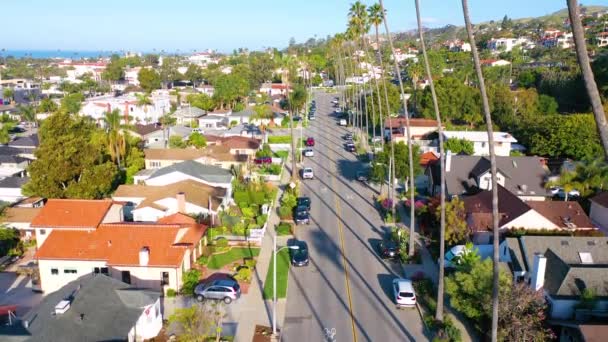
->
343;133;353;140
356;171;369;182
290;241;309;267
294;206;310;225
378;240;400;260
296;197;311;211
346;142;356;152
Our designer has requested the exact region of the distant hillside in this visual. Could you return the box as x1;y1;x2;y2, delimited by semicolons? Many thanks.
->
514;5;608;24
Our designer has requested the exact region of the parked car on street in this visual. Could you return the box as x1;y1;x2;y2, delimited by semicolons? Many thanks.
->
290;241;309;267
305;137;315;147
393;278;416;307
294;206;310;225
194;279;241;304
296;197;311;211
303;148;314;157
254;157;272;165
378;240;400;260
343;133;353;140
301;167;314;179
356;171;369;182
346;142;356;152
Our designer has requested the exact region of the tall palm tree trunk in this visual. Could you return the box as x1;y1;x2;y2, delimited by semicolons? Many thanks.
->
373;25;385;148
462;1;500;340
568;0;608;159
379;0;416;253
415;0;446;322
360;36;377;149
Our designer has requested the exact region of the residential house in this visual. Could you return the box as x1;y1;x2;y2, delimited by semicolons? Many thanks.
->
501;236;608;319
205;135;261;156
259;83;290;96
57;61;107;82
134;160;233;197
445;40;471;52
463;185;595;242
124;66;142;86
384;117;440;144
1;274;162;342
30;199;124;248
589;192;608;232
113;180;229;222
428;155;551;200
487;37;533;52
173;106;206;126
198;114;227;130
226;105;284;126
0;206;42;239
0;176;29;203
35;214;206;294
188;51;217;65
596;32;608;47
0;154;30;178
196;85;215;97
480;59;512;67
127;122;164;145
392;48;417;62
80;93;171;125
441;131;517;156
543;32;574;49
145;148;206;169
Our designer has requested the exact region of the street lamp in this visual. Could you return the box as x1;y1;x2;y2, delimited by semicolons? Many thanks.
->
272;235;299;339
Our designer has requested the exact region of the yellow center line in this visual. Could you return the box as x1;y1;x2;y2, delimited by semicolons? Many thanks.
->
330;155;358;342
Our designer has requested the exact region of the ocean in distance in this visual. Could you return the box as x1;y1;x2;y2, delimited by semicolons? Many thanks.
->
1;50;132;59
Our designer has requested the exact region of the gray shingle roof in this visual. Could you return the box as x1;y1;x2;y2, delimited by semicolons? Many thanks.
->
12;274;159;342
173;106;205;119
150;160;232;184
432;156;550;197
0;155;28;164
0;176;28;188
506;236;608;298
8;135;38;148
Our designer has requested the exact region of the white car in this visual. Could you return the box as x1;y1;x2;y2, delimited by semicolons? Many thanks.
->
301;167;314;179
557;188;580;198
392;278;416;307
303;148;314;157
339;119;347;126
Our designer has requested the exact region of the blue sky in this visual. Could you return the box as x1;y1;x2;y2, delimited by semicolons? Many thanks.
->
3;0;608;52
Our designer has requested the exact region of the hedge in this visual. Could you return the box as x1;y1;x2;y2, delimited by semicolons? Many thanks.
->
268;135;292;144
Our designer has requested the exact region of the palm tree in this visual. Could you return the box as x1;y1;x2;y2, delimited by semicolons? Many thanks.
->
546;169;583;201
461;0;500;340
368;3;387;148
414;0;447;322
378;0;416;253
2;88;14;104
159;114;176;149
17;105;36;130
348;1;370;149
567;0;608;159
135;93;153;123
103;109;127;168
576;160;608;195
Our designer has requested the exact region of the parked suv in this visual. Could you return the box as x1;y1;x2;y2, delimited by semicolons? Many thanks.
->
294;206;310;225
194;279;241;304
393;278;416;307
301;167;314;179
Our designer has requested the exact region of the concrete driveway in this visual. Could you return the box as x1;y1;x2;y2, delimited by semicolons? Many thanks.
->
0;272;43;317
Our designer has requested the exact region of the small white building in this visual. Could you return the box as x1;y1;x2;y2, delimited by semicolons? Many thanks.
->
57;61;107;82
487;37;532;52
80;92;171;125
441;131;517;156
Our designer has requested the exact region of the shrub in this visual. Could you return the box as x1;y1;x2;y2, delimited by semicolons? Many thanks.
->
234;191;249;207
234;266;252;282
268;135;291;144
250;191;266;206
207;227;221;240
197;255;209;266
232;222;246;236
216;237;229;248
276;222;292;236
241;207;255;219
244;258;257;269
278;205;292;219
256;214;268;227
180;269;201;294
166;289;177;298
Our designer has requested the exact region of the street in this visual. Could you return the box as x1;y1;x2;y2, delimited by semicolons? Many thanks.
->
281;91;428;341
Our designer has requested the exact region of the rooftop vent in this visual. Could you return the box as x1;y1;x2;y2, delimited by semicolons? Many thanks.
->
561;240;569;246
587;240;596;246
512;160;518;168
579;252;594;264
54;300;70;315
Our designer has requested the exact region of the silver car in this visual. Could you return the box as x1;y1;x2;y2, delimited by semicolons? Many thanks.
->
194;279;241;304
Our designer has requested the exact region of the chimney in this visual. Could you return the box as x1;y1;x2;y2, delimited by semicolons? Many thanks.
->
530;253;546;291
139;246;150;266
446;150;453;172
176;192;186;213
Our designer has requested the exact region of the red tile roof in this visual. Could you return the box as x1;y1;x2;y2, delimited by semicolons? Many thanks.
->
420;151;439;167
157;212;197;225
31;199;114;229
384;117;439;128
35;223;206;267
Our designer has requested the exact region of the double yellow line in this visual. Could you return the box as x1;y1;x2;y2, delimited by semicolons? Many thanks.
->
330;158;358;342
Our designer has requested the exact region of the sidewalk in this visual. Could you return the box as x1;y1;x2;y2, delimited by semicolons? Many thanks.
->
396;204;478;342
232;166;293;342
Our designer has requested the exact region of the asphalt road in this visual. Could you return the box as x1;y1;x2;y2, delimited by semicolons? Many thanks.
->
281;91;428;342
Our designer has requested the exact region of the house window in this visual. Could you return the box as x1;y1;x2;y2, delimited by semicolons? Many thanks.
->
64;269;77;274
51;268;59;275
161;272;170;286
39;229;46;235
150;161;161;168
94;267;109;275
122;271;131;284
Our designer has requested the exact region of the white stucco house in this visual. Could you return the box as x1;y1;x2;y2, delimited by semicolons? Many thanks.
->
113;179;229;222
441;131;517;157
35;213;206;295
80;92;171;125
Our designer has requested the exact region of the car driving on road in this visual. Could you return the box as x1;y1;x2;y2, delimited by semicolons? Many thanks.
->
346;142;356;152
393;278;416;308
296;197;311;211
378;240;400;260
305;137;315;147
294;206;310;225
290;241;309;267
301;167;314;179
194;279;241;304
303;148;314;157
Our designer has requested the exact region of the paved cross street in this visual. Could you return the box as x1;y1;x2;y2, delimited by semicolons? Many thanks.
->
281;91;428;341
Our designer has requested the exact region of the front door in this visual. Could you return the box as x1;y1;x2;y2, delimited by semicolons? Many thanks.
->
122;271;131;284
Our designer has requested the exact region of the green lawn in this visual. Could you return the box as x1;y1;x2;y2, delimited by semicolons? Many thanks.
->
274;150;289;160
263;249;290;299
206;247;261;270
268;135;292;144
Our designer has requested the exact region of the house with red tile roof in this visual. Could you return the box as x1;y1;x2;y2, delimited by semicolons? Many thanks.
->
30;199;124;248
384;117;440;143
35;213;206;294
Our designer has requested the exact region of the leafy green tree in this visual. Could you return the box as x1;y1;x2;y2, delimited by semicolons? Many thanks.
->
546;169;583;201
60;93;85;114
23;111;118;199
169;135;186;148
188;132;207;148
537;94;558;115
184;64;203;86
38;98;58;113
444;138;474;155
311;74;323;86
0;227;21;257
391;142;422;184
417;76;482;126
17;105;36;129
138;68;161;93
125;145;144;184
498;283;553;341
517;70;537;88
187;93;215;111
213;73;250;109
168;304;218;341
435;197;469;246
453;242;481;272
102;56;124;83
